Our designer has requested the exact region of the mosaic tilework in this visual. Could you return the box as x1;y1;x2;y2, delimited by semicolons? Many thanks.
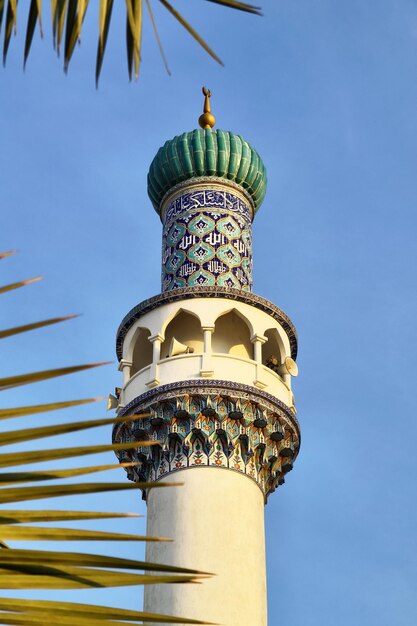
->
161;189;253;292
113;380;300;501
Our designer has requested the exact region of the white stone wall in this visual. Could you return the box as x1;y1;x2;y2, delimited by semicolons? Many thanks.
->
144;468;267;626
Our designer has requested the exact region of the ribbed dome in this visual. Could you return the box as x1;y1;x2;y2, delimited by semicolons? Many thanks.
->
147;129;267;216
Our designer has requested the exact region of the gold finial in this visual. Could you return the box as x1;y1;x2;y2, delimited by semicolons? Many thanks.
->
198;86;216;129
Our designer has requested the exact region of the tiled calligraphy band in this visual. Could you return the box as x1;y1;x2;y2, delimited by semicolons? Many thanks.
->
161;187;253;292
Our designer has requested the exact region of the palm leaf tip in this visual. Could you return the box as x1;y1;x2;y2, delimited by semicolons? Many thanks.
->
0;598;217;624
0;525;171;542
0;250;17;260
0;397;105;421
0;510;141;524
96;0;114;87
159;0;223;67
145;0;171;75
0;479;183;504
0;276;43;295
0;314;79;340
207;0;262;16
24;0;43;70
125;0;143;81
0;549;208;575
0;361;112;392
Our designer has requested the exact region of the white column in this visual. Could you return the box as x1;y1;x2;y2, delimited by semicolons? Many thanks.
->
118;359;132;387
150;333;163;362
146;333;163;388
200;326;214;377
251;334;267;389
144;468;267;626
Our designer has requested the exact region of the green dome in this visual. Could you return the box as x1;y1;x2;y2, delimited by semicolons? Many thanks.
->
147;129;267;216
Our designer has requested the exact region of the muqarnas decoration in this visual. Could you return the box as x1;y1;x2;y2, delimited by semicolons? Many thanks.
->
114;382;300;500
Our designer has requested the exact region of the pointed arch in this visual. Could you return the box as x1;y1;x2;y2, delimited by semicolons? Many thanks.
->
161;309;203;358
130;327;152;376
212;309;253;358
262;328;286;370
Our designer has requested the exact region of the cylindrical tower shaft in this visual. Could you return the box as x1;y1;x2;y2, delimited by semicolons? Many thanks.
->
145;470;267;625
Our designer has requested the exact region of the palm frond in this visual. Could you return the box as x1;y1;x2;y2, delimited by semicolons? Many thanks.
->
0;596;214;624
95;0;113;86
125;0;143;80
206;0;261;15
0;412;150;447
0;276;42;295
145;0;170;75
0;438;156;468
0;250;17;260
0;510;141;523
0;254;212;625
0;480;179;505
0;566;203;589
1;0;260;82
0;461;137;484
0;314;78;340
159;0;223;66
0;361;111;391
0;397;104;421
0;525;169;542
0;549;206;574
24;0;42;69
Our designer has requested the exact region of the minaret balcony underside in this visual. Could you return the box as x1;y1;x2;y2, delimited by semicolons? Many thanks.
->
113;379;300;501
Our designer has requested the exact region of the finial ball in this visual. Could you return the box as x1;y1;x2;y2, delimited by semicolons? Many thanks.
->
199;85;216;129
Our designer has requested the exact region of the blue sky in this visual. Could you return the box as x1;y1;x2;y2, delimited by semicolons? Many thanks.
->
1;1;417;624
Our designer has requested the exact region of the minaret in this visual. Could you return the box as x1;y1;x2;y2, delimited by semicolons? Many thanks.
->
113;89;300;626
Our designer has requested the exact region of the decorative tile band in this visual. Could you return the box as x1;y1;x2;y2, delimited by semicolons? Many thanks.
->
118;379;300;434
161;189;253;292
113;380;300;500
163;187;252;226
116;288;298;362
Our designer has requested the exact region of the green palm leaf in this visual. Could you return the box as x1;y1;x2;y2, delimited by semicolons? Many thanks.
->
159;0;223;66
145;0;170;75
0;525;169;542
0;362;111;391
52;0;67;53
0;254;212;622
0;510;141;523
0;438;155;468
1;1;260;83
0;480;179;504
96;0;113;85
0;412;149;447
0;597;212;623
0;314;78;340
0;549;205;574
0;250;16;260
0;565;203;589
23;0;42;68
206;0;261;14
0;397;104;421
0;277;42;295
64;0;89;71
0;461;137;484
126;0;143;80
